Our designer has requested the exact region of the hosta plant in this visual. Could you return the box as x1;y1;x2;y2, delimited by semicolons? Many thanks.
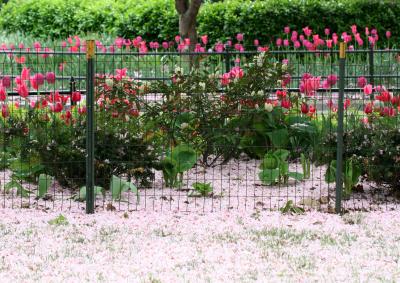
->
259;149;303;185
161;144;198;188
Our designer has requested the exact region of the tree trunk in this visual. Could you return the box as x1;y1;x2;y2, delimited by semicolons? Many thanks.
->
175;0;202;67
179;14;198;51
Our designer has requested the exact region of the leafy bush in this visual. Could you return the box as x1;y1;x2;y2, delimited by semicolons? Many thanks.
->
141;52;290;167
0;0;398;45
314;109;400;192
4;80;157;189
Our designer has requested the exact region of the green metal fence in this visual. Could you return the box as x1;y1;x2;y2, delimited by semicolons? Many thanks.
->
1;40;399;213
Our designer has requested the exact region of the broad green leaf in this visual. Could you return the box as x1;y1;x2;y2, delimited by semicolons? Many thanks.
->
287;172;304;181
171;144;198;173
267;128;289;149
259;168;280;185
38;174;53;198
273;149;290;162
261;152;278;169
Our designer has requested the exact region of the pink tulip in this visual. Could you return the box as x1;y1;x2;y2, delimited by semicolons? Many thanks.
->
386;31;391;39
229;66;244;79
201;35;208;45
291;31;298;42
2;76;11;88
236;33;244;42
114;37;123;49
303;26;312;37
283;39;289;47
162;41;169;49
30;73;45;90
357;76;367;88
276;38;282;47
332;34;338;45
214;42;224;52
284;26;290;34
253;39;259;46
21;67;30;81
363;84;373;95
220;73;230;86
324;28;330;36
17;83;29;98
368;36;376;46
351;25;357;35
365;27;370;36
327;74;338;86
115;68;127;81
326;39;333;49
46;72;56;84
33;41;41;51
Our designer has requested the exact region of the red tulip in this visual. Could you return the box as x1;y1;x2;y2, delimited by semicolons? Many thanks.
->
129;109;139;117
51;102;63;113
364;103;373;114
1;104;9;118
71;91;81;102
281;99;291;109
301;102;309;114
0;87;6;101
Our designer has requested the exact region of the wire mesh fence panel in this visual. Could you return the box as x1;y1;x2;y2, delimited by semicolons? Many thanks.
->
1;44;400;212
0;46;87;211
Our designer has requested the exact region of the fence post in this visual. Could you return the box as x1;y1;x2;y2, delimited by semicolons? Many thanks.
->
70;76;76;106
369;43;374;86
225;49;230;73
335;42;346;214
85;40;95;214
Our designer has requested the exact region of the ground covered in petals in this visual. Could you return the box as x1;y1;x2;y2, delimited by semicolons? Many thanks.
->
0;209;399;282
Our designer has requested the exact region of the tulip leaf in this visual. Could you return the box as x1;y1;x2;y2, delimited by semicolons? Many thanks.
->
38;174;53;198
74;186;104;202
110;175;139;201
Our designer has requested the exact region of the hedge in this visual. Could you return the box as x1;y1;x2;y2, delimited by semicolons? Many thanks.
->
0;0;398;45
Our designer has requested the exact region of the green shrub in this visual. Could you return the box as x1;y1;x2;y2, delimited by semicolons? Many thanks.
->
0;0;398;45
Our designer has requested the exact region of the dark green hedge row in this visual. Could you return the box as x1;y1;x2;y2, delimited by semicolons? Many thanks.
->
0;0;398;45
